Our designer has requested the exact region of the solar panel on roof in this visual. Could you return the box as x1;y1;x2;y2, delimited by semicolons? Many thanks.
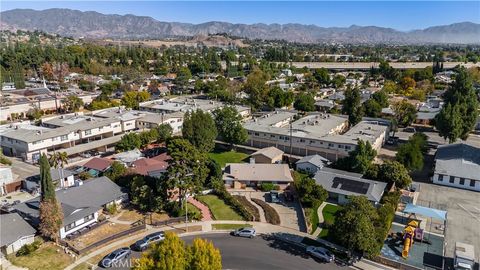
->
332;177;369;194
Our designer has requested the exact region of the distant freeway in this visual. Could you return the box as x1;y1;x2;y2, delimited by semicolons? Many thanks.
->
282;62;480;70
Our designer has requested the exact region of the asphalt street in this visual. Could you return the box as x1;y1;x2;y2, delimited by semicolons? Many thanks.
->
100;233;344;270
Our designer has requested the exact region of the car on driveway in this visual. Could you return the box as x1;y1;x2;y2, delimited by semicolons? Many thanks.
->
100;247;131;268
231;227;256;238
133;231;165;251
306;246;335;263
269;191;280;203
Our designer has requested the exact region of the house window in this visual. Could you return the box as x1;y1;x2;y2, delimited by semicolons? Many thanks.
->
61;135;68;141
338;145;344;149
32;140;41;145
328;143;334;147
299;139;305;143
254;132;259;136
65;222;75;231
85;129;92;135
345;146;352;150
310;140;315;144
459;178;465;185
248;132;252;135
438;174;443;181
84;213;95;222
271;135;276;138
449;176;455;183
470;180;476;187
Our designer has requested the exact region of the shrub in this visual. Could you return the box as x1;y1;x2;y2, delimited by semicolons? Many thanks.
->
78;171;92;180
16;240;41;256
106;203;118;215
259;183;279;192
323;219;334;229
233;195;261;222
213;188;253;221
0;154;12;165
251;198;280;225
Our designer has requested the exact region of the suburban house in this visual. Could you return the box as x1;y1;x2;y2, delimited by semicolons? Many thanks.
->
0;166;21;195
295;154;329;174
82;157;114;177
24;168;75;192
0;212;37;254
432;143;480;192
250;146;284;164
14;176;127;239
223;163;294;189
313;168;387;205
131;158;168;178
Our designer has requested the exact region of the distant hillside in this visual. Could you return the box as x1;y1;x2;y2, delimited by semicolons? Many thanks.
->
1;8;479;44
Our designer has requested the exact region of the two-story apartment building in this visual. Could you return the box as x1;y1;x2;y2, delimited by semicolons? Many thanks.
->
243;111;389;161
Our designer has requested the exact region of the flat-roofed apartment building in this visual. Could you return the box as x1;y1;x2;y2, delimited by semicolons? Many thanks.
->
139;97;251;118
0;108;151;163
243;111;389;161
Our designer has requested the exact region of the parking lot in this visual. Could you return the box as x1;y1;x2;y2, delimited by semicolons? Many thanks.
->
416;182;480;261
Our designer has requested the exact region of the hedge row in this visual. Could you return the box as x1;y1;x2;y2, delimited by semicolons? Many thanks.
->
233;195;261;222
251;198;281;225
373;191;402;254
213;189;254;221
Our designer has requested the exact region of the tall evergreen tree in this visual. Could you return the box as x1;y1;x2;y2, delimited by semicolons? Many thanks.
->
436;67;479;143
342;87;364;126
39;153;63;241
39;154;55;200
182;110;218;152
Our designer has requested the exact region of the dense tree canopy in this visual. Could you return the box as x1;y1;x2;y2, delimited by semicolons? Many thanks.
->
335;140;376;174
343;87;364;125
293;93;315;112
213;106;248;147
182;110;218;152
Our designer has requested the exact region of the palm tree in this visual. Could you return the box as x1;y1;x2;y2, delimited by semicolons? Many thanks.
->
48;152;69;188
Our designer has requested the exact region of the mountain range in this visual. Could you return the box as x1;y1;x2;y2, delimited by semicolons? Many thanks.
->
1;8;479;44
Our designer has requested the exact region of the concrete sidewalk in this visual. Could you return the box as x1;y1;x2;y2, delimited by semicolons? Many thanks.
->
188;197;213;221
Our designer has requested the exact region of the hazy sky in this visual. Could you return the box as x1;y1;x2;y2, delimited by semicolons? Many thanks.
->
2;1;479;31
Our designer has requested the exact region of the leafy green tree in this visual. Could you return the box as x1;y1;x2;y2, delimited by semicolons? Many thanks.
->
135;232;186;270
130;176;156;212
395;133;427;171
378;161;412;189
121;91;151;109
332;75;346;88
182;110;218;152
363;99;382;118
293;172;328;207
293;93;315;112
40;154;55;199
156;124;173;143
166;139;209;207
371;90;389;108
105;161;127;182
213;106;248;147
187;238;222;270
63;95;84;112
313;68;331;86
267;87;294;109
335;140;376;174
436;67;479;142
26;107;44;121
331;196;379;255
48;152;68;170
116;133;141;152
243;67;270;110
392;100;417;127
78;79;95;91
343;87;364;125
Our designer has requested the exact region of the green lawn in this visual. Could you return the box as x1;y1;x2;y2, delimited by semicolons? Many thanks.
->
212;223;252;230
207;150;248;168
319;204;341;239
309;203;321;234
197;195;244;220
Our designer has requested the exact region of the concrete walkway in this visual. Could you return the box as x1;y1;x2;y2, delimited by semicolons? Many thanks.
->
311;201;328;237
188;197;212;221
245;192;267;222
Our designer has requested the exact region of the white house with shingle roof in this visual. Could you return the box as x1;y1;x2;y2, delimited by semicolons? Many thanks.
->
0;212;36;254
433;143;480;192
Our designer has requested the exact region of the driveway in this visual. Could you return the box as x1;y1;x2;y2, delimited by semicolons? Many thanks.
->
416;182;480;261
250;191;307;232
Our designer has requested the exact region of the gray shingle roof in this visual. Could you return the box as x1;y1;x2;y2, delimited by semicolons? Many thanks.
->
435;143;480;180
313;169;386;202
0;213;36;246
14;176;126;225
296;154;329;168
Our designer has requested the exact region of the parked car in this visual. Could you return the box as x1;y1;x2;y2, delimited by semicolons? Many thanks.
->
270;190;280;203
231;227;256;238
133;231;165;251
404;127;416;133
100;247;131;268
306;246;335;263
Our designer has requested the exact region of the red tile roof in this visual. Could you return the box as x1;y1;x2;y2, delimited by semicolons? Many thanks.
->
83;157;113;172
